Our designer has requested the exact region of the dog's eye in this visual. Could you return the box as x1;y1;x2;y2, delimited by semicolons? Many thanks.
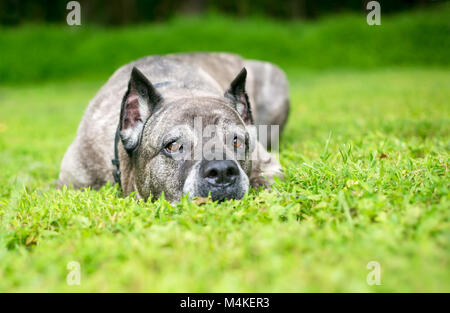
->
233;136;243;149
165;141;183;154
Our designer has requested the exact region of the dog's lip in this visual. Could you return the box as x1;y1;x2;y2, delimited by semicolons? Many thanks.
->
203;179;236;188
210;189;243;202
197;180;243;201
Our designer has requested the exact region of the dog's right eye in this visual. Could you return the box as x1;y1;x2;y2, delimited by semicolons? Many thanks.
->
164;140;183;154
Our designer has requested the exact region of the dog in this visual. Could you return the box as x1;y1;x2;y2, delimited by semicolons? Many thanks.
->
58;53;290;202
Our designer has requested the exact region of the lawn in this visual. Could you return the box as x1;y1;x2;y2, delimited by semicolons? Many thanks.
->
0;7;449;292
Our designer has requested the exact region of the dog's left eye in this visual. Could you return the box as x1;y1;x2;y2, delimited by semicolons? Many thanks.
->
165;140;183;154
233;136;243;149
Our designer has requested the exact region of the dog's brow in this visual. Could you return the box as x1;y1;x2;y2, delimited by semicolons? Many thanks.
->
153;81;172;88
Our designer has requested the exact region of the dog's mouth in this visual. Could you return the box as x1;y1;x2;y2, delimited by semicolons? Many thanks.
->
198;184;244;202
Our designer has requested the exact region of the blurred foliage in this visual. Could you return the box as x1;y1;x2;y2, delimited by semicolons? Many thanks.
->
0;0;446;26
0;4;449;83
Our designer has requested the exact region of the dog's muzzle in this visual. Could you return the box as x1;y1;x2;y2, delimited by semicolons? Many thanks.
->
198;160;242;201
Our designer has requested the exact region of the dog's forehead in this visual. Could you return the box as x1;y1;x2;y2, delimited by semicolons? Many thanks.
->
152;97;244;130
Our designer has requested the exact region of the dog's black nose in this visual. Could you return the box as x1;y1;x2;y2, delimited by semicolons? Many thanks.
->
201;160;239;186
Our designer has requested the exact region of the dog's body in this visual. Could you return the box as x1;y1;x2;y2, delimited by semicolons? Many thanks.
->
58;53;289;202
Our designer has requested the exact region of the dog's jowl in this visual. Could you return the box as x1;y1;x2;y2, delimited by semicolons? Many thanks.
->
58;53;290;202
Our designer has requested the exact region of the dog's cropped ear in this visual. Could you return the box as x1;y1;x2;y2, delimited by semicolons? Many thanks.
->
119;67;162;153
225;67;253;125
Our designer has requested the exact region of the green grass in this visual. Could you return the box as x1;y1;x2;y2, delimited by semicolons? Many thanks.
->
0;68;448;292
0;5;449;292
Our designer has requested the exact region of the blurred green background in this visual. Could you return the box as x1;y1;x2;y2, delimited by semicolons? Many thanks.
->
0;0;449;83
0;1;449;292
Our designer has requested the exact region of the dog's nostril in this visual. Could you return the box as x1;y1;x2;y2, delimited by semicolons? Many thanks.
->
201;160;240;185
207;169;218;178
226;167;238;177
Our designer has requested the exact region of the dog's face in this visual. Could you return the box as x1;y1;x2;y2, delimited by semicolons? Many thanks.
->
119;67;254;202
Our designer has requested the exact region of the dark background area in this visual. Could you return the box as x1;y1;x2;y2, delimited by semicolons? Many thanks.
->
0;0;445;26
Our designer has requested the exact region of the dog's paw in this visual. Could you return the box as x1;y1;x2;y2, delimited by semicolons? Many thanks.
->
250;175;271;190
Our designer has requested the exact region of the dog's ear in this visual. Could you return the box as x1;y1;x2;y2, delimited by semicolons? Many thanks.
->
225;67;253;125
119;67;162;153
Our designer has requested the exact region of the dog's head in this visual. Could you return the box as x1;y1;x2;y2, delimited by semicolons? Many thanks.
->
118;67;254;202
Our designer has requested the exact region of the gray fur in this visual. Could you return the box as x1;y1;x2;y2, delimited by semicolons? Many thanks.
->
58;52;290;202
